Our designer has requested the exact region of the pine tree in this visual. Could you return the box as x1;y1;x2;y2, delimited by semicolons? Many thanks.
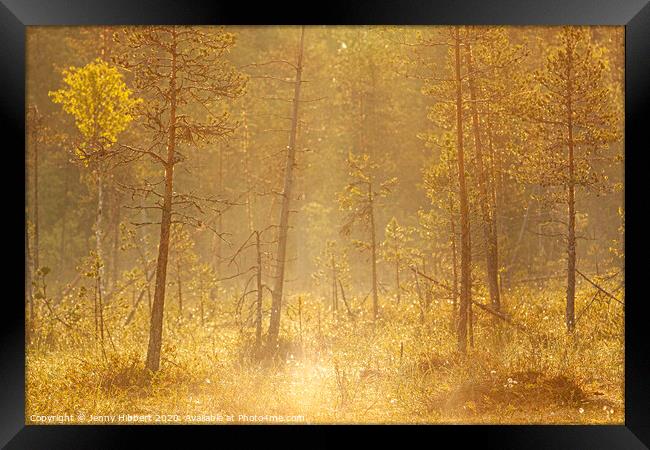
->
267;26;306;353
517;27;620;332
381;217;413;306
116;26;246;371
339;151;397;323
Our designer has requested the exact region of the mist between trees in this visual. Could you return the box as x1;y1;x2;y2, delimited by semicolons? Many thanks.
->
25;25;624;424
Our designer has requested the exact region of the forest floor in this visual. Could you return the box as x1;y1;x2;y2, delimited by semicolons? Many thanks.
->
26;285;624;424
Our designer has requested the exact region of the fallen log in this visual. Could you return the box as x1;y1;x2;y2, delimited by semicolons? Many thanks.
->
576;269;624;307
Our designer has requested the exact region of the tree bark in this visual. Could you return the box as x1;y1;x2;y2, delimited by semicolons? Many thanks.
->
267;26;305;351
454;27;471;354
59;168;70;269
255;231;263;354
145;29;178;372
242;112;255;235
331;256;338;318
369;184;379;323
213;144;224;279
96;170;106;299
177;260;183;319
395;258;401;305
486;102;503;297
465;41;500;311
566;41;577;333
447;148;459;331
109;189;121;293
26;225;33;340
28;110;40;338
33;118;40;274
137;199;153;314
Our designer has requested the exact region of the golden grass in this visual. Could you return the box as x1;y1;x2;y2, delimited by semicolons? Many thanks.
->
26;282;624;425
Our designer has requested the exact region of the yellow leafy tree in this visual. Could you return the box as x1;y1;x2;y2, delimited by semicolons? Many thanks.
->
49;58;140;303
49;58;141;161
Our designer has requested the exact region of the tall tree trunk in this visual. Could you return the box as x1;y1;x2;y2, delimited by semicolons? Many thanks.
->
242;112;255;234
138;199;153;314
468;231;474;348
255;231;263;354
26;224;33;340
486;102;502;297
33;120;40;274
454;27;471;354
96;170;106;299
177;260;183;319
110;189;121;293
199;278;205;327
566;45;577;333
506;187;536;287
213;144;224;279
331;256;338;318
145;29;178;372
96;26;110;302
447;148;459;331
97;274;105;342
465;41;500;311
414;268;425;324
267;26;305;351
369;185;379;323
395;258;401;305
28;111;40;338
59;167;70;269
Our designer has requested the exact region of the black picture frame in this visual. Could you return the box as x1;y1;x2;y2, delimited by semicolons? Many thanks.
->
1;0;648;448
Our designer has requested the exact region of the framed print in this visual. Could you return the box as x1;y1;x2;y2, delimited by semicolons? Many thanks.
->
1;0;649;447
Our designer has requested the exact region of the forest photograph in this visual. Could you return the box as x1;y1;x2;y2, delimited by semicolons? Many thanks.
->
25;25;624;424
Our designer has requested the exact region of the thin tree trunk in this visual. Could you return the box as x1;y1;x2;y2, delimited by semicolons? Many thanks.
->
96;170;106;299
137;200;153;315
369;185;379;323
331;256;338;318
414;268;425;324
454;27;471;354
59;168;69;269
212;145;224;279
27;110;39;338
395;258;401;305
33;120;40;274
93;276;98;338
298;296;303;347
26;227;33;340
566;44;577;333
242;112;255;234
465;41;500;311
110;190;121;293
145;29;178;372
267;26;305;351
255;231;263;354
123;268;156;327
468;231;474;348
423;258;432;309
97;275;105;342
447;149;459;331
486;102;502;298
507;187;535;286
177;261;183;319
